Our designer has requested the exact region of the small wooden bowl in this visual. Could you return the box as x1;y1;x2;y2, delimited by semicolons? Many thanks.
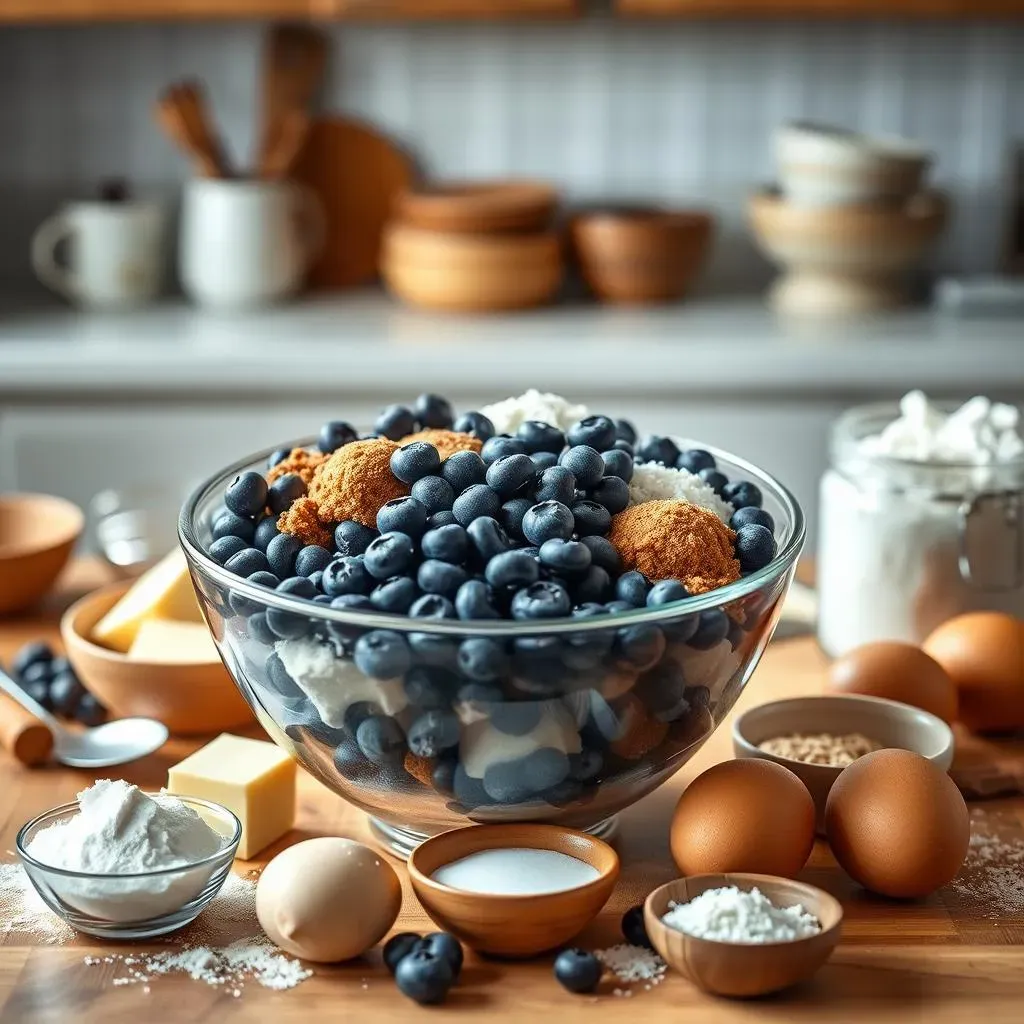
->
570;208;713;304
644;874;843;998
61;580;253;735
0;494;83;616
733;695;954;833
393;180;558;234
407;824;619;958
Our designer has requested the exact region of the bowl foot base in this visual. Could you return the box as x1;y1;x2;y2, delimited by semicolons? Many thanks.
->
368;814;620;860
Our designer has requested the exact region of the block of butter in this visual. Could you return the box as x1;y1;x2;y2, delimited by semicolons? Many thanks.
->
167;733;296;860
128;619;219;663
93;547;204;653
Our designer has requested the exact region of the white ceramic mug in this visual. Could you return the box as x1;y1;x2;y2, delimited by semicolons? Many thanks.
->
178;179;324;309
31;200;166;309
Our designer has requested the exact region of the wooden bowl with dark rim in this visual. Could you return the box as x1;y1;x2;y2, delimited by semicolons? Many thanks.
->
407;824;619;958
644;873;842;998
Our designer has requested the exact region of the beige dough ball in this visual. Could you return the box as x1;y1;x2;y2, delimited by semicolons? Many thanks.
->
256;837;401;962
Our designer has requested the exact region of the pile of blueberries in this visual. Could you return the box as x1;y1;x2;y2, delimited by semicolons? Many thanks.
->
383;930;464;1005
2;641;105;724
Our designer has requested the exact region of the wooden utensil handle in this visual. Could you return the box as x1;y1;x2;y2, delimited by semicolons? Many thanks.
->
0;689;53;767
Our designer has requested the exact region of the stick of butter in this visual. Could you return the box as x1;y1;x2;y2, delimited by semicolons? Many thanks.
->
167;733;297;860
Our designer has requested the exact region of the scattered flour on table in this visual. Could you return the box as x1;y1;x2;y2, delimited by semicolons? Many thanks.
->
950;810;1024;917
0;861;75;944
595;943;667;995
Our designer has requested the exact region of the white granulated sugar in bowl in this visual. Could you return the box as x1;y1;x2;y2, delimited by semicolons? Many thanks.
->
662;886;821;943
628;464;734;524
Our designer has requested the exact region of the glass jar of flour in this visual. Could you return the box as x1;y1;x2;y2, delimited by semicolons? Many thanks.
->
817;396;1024;657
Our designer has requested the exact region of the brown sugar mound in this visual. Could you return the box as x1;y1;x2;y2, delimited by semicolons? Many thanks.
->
608;499;740;596
276;496;333;548
266;448;327;487
308;438;408;528
399;429;483;461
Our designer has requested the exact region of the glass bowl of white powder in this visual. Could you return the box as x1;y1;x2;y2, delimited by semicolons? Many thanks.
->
16;785;241;939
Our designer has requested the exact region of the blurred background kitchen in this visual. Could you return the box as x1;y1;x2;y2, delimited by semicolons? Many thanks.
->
0;3;1023;567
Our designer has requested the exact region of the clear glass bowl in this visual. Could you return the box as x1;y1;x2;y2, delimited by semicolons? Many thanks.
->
16;795;241;939
180;439;804;857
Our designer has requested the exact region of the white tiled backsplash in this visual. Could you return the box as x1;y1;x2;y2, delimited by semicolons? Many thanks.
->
0;19;1021;294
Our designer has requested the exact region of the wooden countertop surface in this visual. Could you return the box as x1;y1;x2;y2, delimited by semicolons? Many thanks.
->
2;560;1024;1023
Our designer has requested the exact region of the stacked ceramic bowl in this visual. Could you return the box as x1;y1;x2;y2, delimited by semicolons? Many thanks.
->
382;181;563;313
749;122;946;315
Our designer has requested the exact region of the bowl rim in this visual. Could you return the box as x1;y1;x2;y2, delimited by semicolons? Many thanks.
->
406;823;619;904
16;793;242;880
732;693;955;772
178;434;806;638
0;493;85;559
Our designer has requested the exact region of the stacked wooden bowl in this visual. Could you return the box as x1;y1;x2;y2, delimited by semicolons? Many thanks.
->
381;181;563;313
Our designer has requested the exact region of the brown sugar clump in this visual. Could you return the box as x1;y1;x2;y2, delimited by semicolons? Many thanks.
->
399;429;483;461
404;753;433;787
276;496;333;548
266;448;327;486
608;499;740;595
609;696;669;760
308;438;408;528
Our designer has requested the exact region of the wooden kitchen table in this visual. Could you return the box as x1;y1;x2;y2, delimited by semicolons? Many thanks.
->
2;561;1023;1023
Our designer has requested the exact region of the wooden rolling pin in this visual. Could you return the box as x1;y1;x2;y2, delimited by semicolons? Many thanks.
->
0;670;54;766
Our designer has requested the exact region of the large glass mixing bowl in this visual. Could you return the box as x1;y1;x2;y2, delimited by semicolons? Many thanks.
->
180;439;804;857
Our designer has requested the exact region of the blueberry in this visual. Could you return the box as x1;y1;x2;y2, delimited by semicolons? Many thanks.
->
426;510;458;530
20;661;52;687
383;933;422;975
676;448;716;474
569;748;604;782
615;570;649;607
457;637;508;682
225;547;271;578
49;671;84;717
480;435;527;466
247;569;280;590
23;677;52;710
322;555;371;597
370;576;420;614
278;575;318;599
590;476;630;515
417;933;463;980
334;519;379;557
722;480;763;510
646;579;689;606
526;747;570;791
574;565;611;604
490;702;541;736
295;545;334;577
579;535;621;575
409;594;457;619
522;500;574;545
455;579;502;620
533;465;576;505
417;560;469;599
452;411;495;441
735;522;776;573
394;948;453;1006
313;593;332;604
225;471;268;518
636;434;679;467
452;484;502;526
467;516;511;563
689;609;730;649
377;496;429;539
485;453;535;498
558;446;604;488
412;475;456;516
267;447;291;469
516;420;566;454
431;759;458;795
482;761;532;804
615;417;638;444
698;468;729;495
317;419;358;453
12;642;54;679
500;497;533;540
571;500;612;537
391;442;442;485
212;511;255;544
730;506;775;533
407;710;460;758
354;630;411;678
414;393;454;430
404;665;458;709
614;439;635;456
553;948;602;995
567;414;616;452
264;652;300;698
539;538;591;577
356;714;406;764
264;533;300;579
530;451;558;471
600;448;634;483
421;524;469;565
511;580;572;620
253;515;280;552
440;450;486;492
621;905;653;948
209;535;248;566
247;611;277;645
49;656;71;677
616;623;666;670
75;693;106;726
266;582;315;638
408;632;458;669
375;404;417;440
485;550;540;589
364;532;417;580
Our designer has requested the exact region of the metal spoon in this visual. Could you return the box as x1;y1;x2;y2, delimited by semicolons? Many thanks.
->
0;668;168;768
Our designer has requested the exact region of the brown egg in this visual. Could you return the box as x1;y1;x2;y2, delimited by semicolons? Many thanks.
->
825;748;969;899
827;641;958;723
670;759;816;879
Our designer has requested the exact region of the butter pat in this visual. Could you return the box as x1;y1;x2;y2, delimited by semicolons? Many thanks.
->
129;620;219;663
167;733;296;859
93;548;203;653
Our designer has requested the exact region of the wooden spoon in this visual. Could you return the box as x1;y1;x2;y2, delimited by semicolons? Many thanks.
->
260;107;312;181
154;80;229;178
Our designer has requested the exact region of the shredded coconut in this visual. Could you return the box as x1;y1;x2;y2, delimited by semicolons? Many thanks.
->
595;943;667;991
628;464;734;523
661;886;821;943
479;390;589;435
